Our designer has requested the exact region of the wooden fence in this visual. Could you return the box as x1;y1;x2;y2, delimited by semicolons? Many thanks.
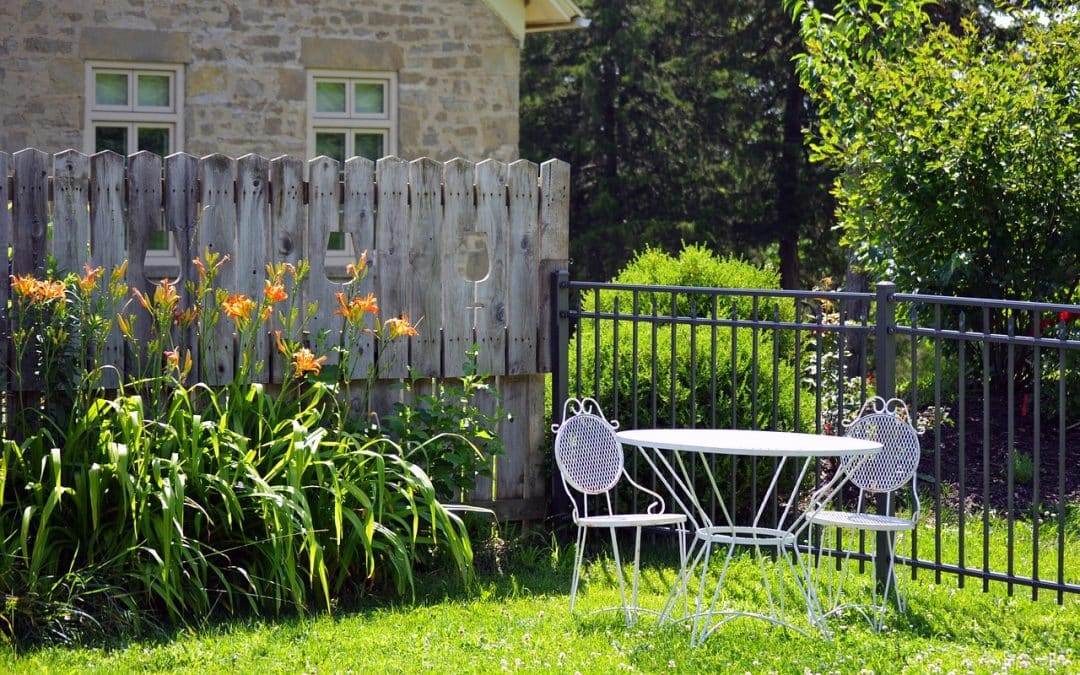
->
1;148;570;520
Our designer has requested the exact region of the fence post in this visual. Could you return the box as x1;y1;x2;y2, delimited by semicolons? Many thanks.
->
874;281;897;593
550;269;571;521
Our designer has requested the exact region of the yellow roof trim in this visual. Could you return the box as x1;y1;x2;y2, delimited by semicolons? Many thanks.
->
483;0;588;41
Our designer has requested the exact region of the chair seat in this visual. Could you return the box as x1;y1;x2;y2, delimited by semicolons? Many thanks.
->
577;512;687;528
809;510;915;532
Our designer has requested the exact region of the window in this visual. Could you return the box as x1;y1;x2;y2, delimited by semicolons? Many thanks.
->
85;62;183;158
85;62;184;272
307;71;397;265
308;71;397;164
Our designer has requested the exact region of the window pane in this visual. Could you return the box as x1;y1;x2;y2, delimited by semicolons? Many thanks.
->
95;73;128;106
137;74;170;108
95;126;128;154
315;132;346;163
316;82;347;113
354;82;384;114
327;231;346;251
137;127;170;156
147;230;171;251
354;133;383;161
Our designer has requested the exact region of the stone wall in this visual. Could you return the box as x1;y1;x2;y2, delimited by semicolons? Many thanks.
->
0;0;520;161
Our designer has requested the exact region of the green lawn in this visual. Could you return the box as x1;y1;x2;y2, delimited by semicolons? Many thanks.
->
4;532;1077;674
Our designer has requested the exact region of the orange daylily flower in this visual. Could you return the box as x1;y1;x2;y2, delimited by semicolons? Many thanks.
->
354;293;378;315
173;306;197;327
153;278;180;311
384;314;419;338
274;329;289;356
334;292;380;322
15;275;67;303
264;280;288;304
345;251;369;278
292;347;327;376
222;293;257;325
132;287;152;312
11;275;39;300
165;349;180;369
40;280;65;301
78;264;104;295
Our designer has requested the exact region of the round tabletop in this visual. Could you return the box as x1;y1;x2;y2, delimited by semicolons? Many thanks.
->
615;428;881;458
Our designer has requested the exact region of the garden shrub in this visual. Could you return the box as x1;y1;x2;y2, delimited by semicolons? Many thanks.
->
569;245;813;516
0;252;497;647
573;244;808;431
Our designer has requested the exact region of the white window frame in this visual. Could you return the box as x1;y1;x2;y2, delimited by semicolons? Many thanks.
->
306;70;397;159
307;70;397;270
85;61;185;277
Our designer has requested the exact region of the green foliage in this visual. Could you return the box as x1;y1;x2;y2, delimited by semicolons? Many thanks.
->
794;0;1080;302
0;256;489;648
521;0;840;286
376;351;504;502
573;244;811;431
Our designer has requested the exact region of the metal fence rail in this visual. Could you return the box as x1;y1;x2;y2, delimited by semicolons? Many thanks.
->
551;272;1080;602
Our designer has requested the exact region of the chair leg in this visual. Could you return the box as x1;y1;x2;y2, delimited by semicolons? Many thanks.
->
608;526;631;626
569;526;588;613
629;526;644;627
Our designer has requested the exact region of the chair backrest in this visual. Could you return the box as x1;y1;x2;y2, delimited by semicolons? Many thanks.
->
552;397;624;495
843;397;921;493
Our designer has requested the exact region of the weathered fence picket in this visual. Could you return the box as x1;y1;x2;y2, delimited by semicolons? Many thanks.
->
1;148;570;521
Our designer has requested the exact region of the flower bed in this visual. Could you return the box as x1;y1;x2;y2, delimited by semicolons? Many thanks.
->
1;251;501;646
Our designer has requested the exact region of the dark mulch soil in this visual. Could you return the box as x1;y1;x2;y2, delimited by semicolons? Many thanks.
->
923;389;1080;514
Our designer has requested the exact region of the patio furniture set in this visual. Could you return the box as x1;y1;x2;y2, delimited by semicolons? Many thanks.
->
552;395;921;644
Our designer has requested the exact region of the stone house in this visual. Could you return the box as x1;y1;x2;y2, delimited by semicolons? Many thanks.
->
0;0;586;162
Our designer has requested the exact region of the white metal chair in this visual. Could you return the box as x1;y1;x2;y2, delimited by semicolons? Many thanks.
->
553;397;687;627
808;396;922;630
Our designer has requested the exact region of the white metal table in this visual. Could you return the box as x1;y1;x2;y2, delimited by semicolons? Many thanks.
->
615;428;881;643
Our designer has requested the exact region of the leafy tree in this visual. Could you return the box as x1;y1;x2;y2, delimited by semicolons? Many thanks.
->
793;0;1080;302
521;0;840;287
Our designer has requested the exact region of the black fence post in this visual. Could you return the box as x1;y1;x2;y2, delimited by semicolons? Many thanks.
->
874;281;897;593
550;269;571;521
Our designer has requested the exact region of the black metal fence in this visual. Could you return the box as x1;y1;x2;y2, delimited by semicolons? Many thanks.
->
551;272;1080;602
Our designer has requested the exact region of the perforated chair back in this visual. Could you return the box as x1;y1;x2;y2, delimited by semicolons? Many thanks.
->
553;398;624;495
842;397;921;493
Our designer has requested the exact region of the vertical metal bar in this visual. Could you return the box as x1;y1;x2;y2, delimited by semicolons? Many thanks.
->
731;302;739;429
710;295;718;428
794;298;803;434
613;296;621;420
815;304;824;435
750;295;760;512
688;296;698;507
771;305;781;527
933;304;943;584
613;296;627;510
631;291;640;430
909;301;919;580
731;302;739;509
982;305;991;592
574;286;583;400
1007;314;1016;597
1031;309;1041;601
710;295;719;519
592;287;601;399
1058;325;1067;605
551;270;570;520
669;291;678;428
873;282;897;591
751;295;760;428
958;310;967;589
772;305;781;430
650;296;658;428
689;297;698;428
